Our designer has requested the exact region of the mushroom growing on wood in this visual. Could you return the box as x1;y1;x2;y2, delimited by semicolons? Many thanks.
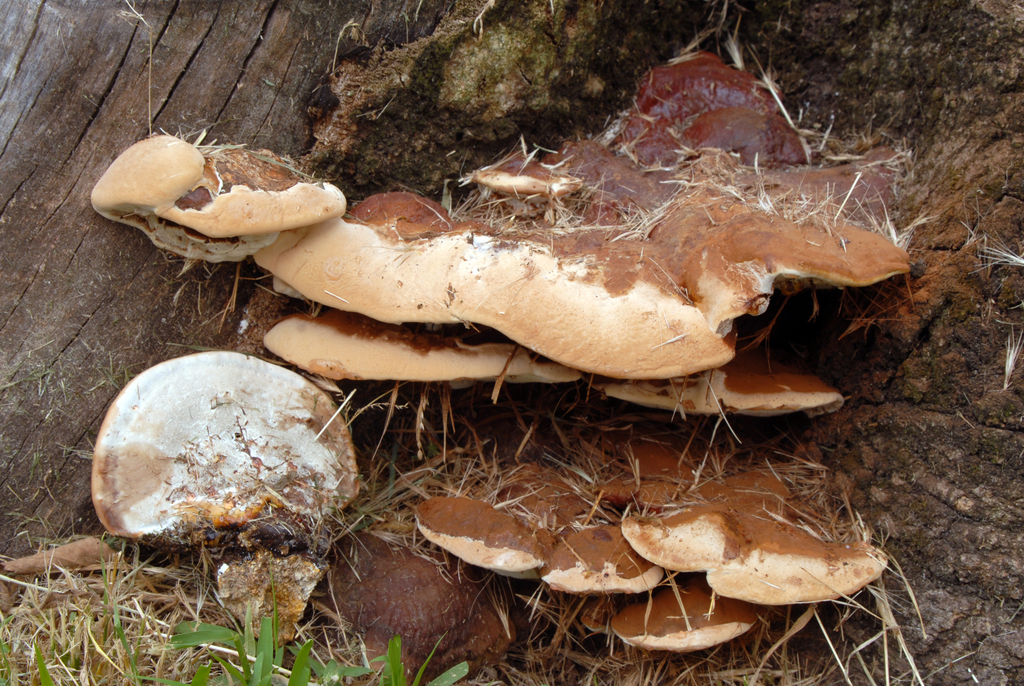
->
91;135;347;261
255;215;733;379
92;351;359;640
620;470;886;605
611;577;759;652
255;187;907;379
416;496;548;578
264;310;580;384
597;349;845;417
469;151;585;216
541;525;664;594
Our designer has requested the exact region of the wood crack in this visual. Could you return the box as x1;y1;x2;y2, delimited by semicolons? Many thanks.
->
152;7;220;125
214;0;280;129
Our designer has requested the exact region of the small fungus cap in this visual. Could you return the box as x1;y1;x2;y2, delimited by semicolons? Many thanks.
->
597;350;845;417
541;525;664;594
611;578;758;652
92;135;207;219
417;497;547;577
92;351;359;541
92;136;346;261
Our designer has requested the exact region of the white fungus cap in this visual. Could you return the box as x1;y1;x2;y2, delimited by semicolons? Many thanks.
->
92;351;359;541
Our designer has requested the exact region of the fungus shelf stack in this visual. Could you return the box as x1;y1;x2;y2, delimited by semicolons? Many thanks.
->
90;48;910;659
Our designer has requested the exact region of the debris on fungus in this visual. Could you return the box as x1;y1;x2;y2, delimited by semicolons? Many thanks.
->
91;351;359;641
92;135;347;261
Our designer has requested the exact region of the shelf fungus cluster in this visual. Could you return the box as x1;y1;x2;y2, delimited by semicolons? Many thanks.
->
91;51;909;406
416;433;886;652
91;352;358;641
91;49;907;654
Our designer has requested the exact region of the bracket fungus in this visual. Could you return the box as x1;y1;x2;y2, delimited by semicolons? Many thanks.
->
620;471;887;605
610;577;760;652
416;496;548;578
265;310;580;384
597;349;845;417
92;351;359;639
541;525;664;594
417;463;667;595
88;43;913;662
468;152;585;216
92;135;347;261
254;185;907;380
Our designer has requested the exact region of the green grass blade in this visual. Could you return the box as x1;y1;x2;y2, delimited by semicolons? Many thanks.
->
255;616;275;682
427;662;468;686
385;636;406;686
135;664;212;686
411;633;449;686
171;623;240;649
35;645;55;686
233;634;252;682
212;654;246;682
249;656;265;686
190;664;211;686
286;641;313;686
243;606;256;659
315;659;373;680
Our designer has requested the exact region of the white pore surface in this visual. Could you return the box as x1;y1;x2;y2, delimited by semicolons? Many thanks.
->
93;352;355;538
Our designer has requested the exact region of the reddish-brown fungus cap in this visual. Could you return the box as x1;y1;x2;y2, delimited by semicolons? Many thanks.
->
495;464;590;533
349;192;457;240
416;497;547;577
611;578;758;652
680;107;807;167
634;52;778;123
541;525;664;594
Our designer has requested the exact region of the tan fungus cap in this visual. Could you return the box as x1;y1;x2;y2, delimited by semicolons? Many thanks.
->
254;217;734;379
541;525;664;594
610;578;759;652
598;349;845;417
92;135;346;260
264;310;580;384
621;506;886;605
416;497;547;578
